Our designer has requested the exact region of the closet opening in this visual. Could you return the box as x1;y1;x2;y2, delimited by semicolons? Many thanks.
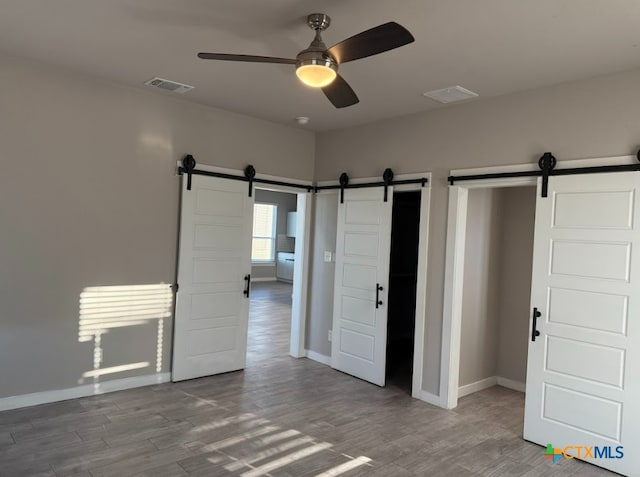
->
458;186;536;401
386;190;421;394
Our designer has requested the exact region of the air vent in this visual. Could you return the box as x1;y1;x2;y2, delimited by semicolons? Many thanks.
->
144;77;194;94
423;85;478;104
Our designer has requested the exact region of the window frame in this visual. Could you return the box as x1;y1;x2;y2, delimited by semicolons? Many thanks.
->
251;203;278;264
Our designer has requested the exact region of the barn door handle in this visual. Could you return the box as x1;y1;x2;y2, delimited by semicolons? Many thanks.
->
531;307;541;341
243;274;251;298
376;283;384;309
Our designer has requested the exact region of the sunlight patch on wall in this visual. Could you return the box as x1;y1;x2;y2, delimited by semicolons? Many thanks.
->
81;362;150;378
139;132;173;156
78;284;173;389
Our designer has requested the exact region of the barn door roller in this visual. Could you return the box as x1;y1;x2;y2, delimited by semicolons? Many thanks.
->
244;165;256;197
382;168;394;202
539;152;557;198
339;173;349;204
182;154;196;191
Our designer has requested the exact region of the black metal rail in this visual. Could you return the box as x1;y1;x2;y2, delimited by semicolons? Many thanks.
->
448;151;640;197
178;155;428;202
313;178;427;190
177;165;313;194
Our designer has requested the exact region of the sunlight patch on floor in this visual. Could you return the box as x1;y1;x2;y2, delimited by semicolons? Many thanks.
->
177;386;373;477
191;413;256;433
241;442;334;477
313;456;373;476
200;425;280;453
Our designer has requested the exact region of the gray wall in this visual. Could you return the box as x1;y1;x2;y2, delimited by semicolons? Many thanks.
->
315;67;640;395
459;189;501;387
305;193;338;357
3;47;638;401
459;187;535;388
251;189;297;279
496;187;536;383
0;53;314;399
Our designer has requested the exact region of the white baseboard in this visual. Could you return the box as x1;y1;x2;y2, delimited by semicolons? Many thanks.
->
457;376;525;400
458;376;498;398
414;389;447;408
497;376;526;393
304;350;331;366
252;277;277;282
0;372;171;412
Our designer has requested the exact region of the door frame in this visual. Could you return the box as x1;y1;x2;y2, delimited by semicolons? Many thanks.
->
440;154;638;410
316;172;432;400
173;162;313;368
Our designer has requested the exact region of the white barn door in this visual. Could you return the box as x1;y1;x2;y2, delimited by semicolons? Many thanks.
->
172;174;254;382
331;187;393;386
524;172;640;474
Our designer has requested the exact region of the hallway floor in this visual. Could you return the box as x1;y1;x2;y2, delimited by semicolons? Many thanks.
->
0;282;614;476
247;281;293;365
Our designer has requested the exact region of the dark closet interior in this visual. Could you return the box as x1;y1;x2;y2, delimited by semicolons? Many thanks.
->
386;190;421;394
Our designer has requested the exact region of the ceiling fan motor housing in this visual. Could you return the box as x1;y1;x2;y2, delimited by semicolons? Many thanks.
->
295;14;338;86
297;14;337;67
295;50;337;72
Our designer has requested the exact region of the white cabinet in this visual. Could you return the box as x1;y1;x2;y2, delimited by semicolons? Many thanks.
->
286;212;297;237
276;252;295;282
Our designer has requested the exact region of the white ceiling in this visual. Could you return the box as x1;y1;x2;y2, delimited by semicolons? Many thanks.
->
2;0;640;131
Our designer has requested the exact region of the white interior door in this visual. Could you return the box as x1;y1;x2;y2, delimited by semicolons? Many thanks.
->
172;174;254;382
524;172;640;474
331;187;393;386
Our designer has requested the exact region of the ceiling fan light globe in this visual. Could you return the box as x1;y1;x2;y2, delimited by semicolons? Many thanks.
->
295;52;338;88
296;65;337;87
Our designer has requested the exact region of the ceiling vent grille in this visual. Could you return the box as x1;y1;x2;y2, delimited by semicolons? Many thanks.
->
144;77;194;94
423;85;478;103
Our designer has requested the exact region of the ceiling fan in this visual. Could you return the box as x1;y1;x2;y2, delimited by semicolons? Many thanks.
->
198;13;415;108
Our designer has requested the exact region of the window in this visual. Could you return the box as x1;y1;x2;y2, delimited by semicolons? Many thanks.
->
252;204;277;262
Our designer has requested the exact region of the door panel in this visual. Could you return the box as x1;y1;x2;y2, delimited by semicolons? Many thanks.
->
547;288;628;333
190;292;241;320
340;329;375;359
524;172;640;474
344;231;380;257
172;175;253;382
342;263;376;289
545;336;625;387
341;295;376;325
331;187;392;386
550;240;630;281
542;383;622;440
553;190;633;229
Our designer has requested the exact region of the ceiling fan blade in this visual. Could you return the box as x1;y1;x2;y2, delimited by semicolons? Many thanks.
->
322;74;359;108
198;53;296;65
327;22;414;64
